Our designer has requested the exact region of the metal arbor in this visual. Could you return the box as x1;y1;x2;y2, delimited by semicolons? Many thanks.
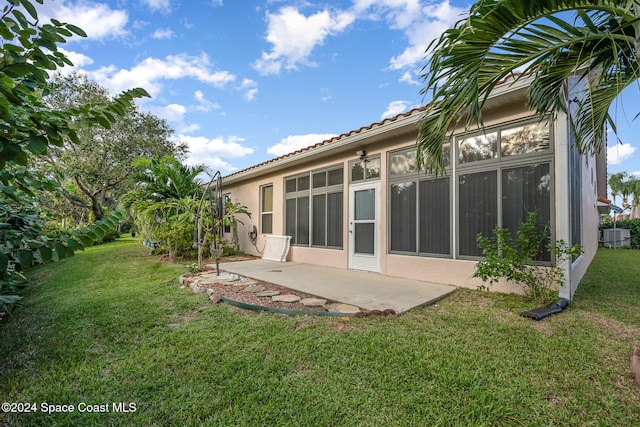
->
193;171;224;275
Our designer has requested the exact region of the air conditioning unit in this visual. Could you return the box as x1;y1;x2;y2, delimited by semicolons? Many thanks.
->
603;228;631;248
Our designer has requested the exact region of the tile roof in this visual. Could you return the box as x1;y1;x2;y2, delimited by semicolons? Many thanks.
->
224;105;427;180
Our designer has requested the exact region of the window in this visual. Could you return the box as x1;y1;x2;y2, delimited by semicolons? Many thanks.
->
350;156;380;183
388;118;553;261
455;119;553;259
502;164;552;261
419;178;451;255
389;147;452;257
285;166;343;248
260;185;273;234
501;122;550;157
458;171;497;257
458;132;498;163
389;150;417;177
223;193;231;234
390;182;416;252
569;128;581;251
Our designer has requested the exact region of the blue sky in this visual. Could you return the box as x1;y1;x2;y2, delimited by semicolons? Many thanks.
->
34;0;639;179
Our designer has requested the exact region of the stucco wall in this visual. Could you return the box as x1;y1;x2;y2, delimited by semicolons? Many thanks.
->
569;152;600;293
556;74;601;299
221;85;600;296
225;151;351;269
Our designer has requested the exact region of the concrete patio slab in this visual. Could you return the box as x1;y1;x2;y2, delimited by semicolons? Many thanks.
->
220;259;456;314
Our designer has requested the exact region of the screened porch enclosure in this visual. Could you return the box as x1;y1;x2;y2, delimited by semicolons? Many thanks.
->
389;118;553;261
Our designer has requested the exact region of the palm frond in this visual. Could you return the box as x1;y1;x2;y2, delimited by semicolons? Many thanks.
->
418;0;639;175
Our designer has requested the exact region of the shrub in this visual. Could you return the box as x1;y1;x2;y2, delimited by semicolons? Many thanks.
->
98;228;121;244
474;212;582;301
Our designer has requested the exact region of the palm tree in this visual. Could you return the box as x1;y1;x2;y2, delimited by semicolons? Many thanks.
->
124;156;206;257
131;156;205;202
620;179;634;209
628;176;640;218
417;0;640;174
609;172;628;205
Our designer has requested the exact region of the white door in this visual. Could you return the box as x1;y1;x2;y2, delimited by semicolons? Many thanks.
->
348;181;381;272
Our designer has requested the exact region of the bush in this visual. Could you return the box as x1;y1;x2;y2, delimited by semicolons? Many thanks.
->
600;217;640;249
98;228;121;244
474;212;582;301
219;240;245;257
119;221;135;234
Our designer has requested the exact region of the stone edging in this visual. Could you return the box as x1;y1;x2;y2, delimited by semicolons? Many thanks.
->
178;272;370;317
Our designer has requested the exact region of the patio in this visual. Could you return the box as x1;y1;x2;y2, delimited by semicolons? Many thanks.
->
219;259;457;314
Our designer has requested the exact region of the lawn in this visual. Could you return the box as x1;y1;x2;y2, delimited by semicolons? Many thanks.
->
1;237;639;426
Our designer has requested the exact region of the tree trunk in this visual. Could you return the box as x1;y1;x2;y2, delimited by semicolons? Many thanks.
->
167;236;174;259
232;219;239;251
91;195;103;221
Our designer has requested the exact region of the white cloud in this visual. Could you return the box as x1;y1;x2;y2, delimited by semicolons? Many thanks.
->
133;20;150;30
244;88;259;102
351;1;466;71
399;70;419;85
143;0;171;13
194;91;206;103
180;135;253;175
146;103;201;134
353;0;422;28
194;90;221;112
203;159;238;175
630;171;640;178
158;103;187;121
607;143;636;165
389;1;466;70
253;6;355;75
173;134;257;174
182;18;195;29
252;1;465;76
381;100;411;119
54;48;94;75
238;78;258;101
89;53;236;97
181;135;254;159
152;28;175;39
267;134;337;157
37;0;128;41
180;123;201;133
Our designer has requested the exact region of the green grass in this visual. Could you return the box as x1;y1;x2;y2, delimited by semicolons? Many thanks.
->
1;238;639;426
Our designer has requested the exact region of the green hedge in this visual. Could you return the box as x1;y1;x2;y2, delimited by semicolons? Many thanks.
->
601;218;640;249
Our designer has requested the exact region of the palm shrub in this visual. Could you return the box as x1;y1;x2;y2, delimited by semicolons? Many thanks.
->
124;156;205;258
474;212;582;301
221;200;251;254
195;199;251;269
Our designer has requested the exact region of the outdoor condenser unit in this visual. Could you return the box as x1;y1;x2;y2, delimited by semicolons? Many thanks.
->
603;228;631;248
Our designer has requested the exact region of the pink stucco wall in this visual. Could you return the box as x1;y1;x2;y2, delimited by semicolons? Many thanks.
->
221;87;602;296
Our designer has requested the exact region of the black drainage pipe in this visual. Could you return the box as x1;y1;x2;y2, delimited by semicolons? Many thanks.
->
520;298;570;321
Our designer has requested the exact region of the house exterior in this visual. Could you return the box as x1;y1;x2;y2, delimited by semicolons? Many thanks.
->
222;76;607;299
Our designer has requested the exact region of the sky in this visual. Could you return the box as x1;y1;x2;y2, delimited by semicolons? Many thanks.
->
32;0;639;179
